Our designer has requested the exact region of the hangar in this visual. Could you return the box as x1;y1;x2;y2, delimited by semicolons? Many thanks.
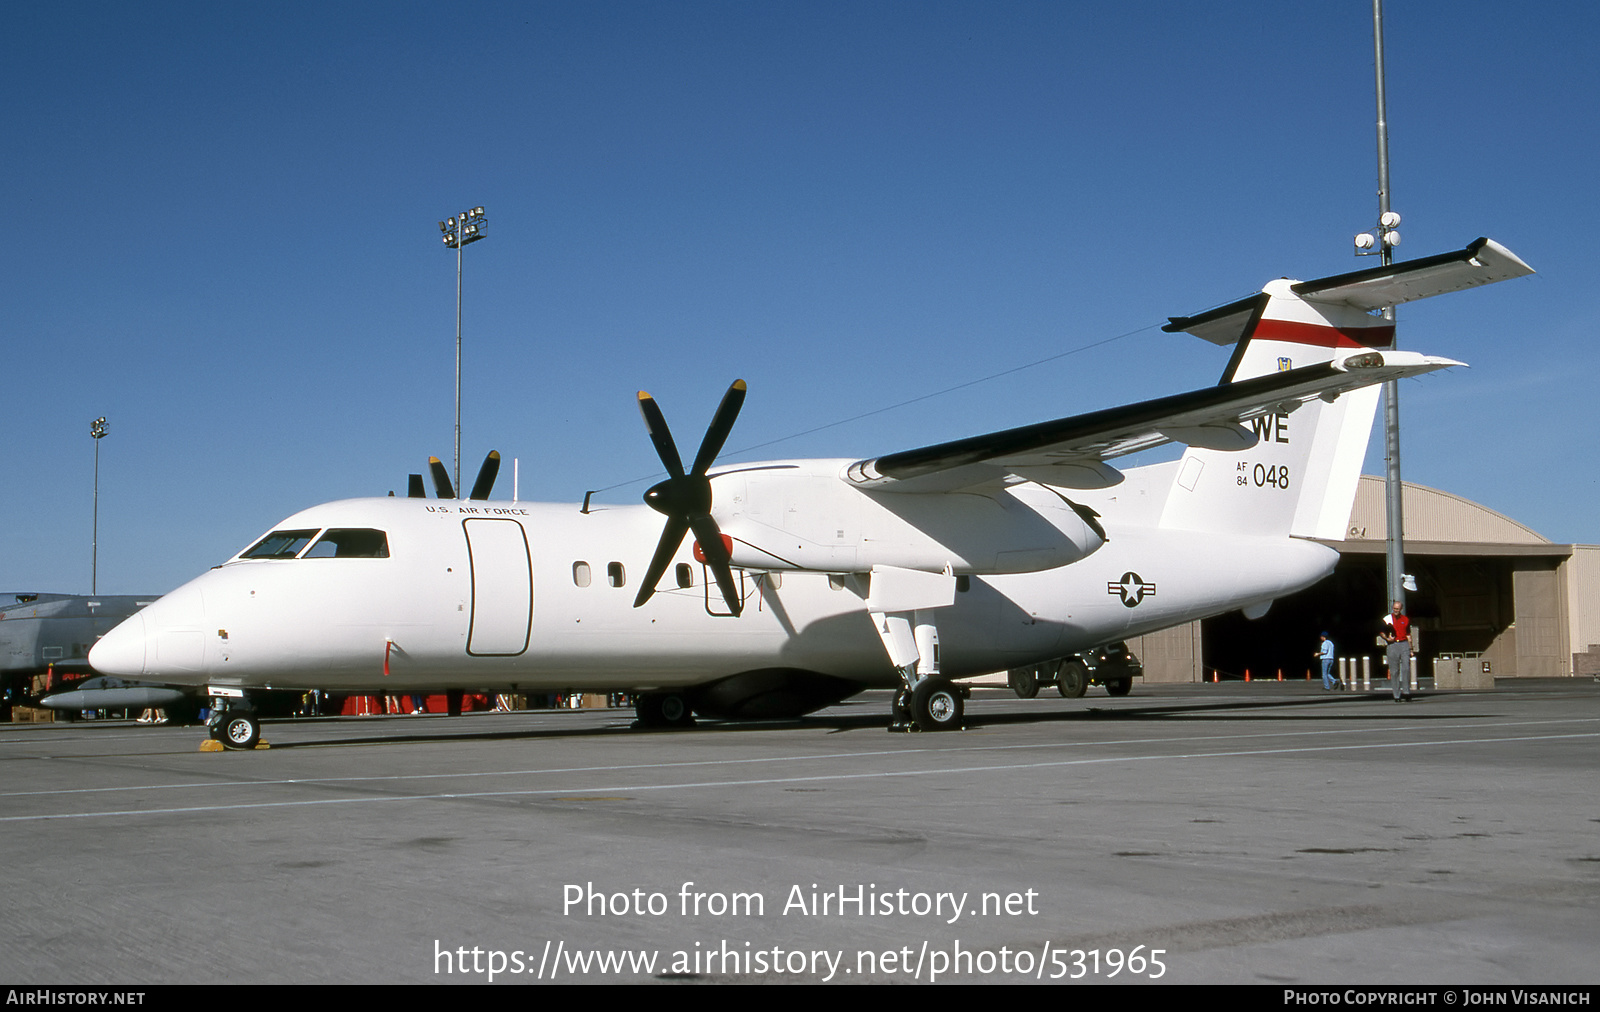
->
1129;475;1600;683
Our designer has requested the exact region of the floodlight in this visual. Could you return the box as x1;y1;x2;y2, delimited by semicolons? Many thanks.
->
435;204;487;497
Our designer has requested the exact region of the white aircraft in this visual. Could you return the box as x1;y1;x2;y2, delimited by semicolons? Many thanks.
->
90;239;1532;748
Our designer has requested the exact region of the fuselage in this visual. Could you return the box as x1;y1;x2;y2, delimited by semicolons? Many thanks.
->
88;458;1336;696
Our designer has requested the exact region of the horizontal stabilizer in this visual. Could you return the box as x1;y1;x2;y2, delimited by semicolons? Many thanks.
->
1166;238;1533;346
1292;237;1533;310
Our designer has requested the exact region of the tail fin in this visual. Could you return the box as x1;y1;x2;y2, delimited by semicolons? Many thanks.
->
1157;238;1532;539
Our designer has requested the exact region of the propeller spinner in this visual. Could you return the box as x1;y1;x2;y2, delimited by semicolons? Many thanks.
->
634;379;747;615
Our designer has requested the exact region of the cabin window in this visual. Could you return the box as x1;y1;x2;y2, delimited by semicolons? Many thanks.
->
956;575;970;593
572;561;591;587
607;562;626;587
675;563;694;588
303;529;390;559
241;529;320;559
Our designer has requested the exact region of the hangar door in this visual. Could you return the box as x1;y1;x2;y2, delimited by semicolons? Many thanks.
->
464;519;533;656
1514;568;1566;677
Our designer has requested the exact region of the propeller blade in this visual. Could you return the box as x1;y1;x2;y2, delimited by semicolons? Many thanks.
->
428;457;456;500
407;474;426;498
632;380;747;617
468;450;501;500
637;392;686;478
690;379;747;476
633;516;690;609
689;515;741;616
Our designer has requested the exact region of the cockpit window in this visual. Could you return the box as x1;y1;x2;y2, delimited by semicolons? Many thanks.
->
303;528;390;559
240;529;321;559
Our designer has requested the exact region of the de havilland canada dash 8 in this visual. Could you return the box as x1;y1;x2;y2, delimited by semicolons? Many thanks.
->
89;238;1532;748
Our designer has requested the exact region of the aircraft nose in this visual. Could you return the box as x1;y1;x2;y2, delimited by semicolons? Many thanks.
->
90;612;148;677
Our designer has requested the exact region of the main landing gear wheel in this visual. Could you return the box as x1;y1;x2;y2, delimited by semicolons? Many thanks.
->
1105;678;1133;697
1008;667;1039;699
213;712;261;750
1057;660;1088;698
635;692;696;729
911;678;963;732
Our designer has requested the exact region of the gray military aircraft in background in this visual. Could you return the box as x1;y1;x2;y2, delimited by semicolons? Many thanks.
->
0;592;181;719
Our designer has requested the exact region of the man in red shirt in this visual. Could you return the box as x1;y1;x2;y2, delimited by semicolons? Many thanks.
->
1384;601;1412;702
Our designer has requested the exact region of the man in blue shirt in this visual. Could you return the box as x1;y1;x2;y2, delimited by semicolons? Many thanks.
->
1318;632;1337;690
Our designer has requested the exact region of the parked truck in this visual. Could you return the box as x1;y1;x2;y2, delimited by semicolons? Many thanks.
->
1007;641;1142;699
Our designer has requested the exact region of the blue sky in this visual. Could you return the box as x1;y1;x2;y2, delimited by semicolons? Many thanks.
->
5;1;1595;595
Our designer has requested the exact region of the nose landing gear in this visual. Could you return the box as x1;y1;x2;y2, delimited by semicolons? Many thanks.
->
207;690;263;750
213;711;261;750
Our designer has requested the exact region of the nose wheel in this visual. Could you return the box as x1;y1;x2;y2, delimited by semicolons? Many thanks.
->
209;707;261;750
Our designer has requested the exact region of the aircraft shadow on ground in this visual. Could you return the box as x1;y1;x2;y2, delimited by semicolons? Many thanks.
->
949;694;1496;728
244;691;1494;749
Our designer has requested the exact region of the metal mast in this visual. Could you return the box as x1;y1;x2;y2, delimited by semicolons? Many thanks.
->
1374;0;1407;608
438;206;488;496
1355;0;1408;607
90;416;108;594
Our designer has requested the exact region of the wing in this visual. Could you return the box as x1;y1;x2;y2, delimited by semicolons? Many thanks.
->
842;350;1458;493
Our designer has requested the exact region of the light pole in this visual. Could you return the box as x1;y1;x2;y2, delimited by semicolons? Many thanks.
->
90;416;108;594
437;206;488;497
1352;0;1410;609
